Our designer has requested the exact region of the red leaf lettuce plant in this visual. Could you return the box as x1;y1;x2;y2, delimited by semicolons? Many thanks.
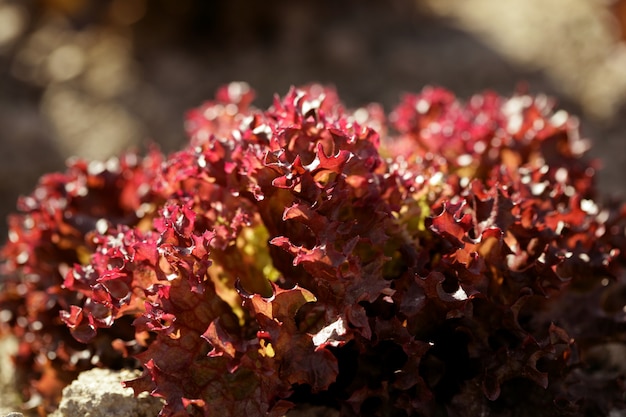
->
1;83;625;416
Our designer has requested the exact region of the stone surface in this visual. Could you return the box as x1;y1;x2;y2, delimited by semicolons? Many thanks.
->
49;368;162;417
0;335;20;415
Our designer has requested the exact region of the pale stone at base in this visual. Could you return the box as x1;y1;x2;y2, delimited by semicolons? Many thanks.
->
49;368;162;417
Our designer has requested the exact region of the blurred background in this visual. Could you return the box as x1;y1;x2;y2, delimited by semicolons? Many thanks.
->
1;0;625;238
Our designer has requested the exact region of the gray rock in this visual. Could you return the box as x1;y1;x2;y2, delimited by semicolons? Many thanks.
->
50;368;162;417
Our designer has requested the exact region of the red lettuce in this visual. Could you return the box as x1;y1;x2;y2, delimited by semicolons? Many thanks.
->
1;83;625;416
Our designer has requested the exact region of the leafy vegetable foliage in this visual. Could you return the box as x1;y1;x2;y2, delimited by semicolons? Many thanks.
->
1;83;625;416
